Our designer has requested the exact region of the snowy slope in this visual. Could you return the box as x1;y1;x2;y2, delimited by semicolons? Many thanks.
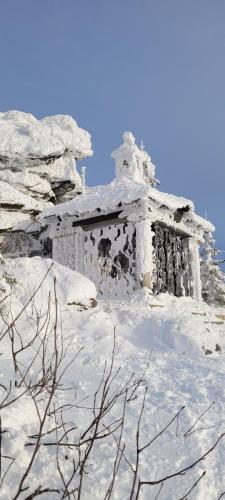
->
1;259;225;499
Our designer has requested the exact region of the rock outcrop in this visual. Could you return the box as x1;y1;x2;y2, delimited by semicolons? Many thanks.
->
0;110;92;257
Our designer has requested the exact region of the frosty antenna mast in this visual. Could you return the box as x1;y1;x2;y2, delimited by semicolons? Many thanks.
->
81;166;86;195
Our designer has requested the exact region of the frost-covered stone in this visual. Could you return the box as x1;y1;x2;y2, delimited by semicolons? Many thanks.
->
0;110;92;213
0;110;93;257
0;169;54;200
0;110;92;168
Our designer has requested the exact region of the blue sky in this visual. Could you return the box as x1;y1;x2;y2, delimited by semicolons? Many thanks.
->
0;0;224;252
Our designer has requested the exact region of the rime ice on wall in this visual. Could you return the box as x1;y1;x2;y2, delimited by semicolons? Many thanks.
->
135;219;154;289
52;227;84;273
52;219;137;299
83;222;136;298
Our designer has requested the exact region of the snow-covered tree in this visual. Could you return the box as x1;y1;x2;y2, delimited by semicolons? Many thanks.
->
200;232;225;305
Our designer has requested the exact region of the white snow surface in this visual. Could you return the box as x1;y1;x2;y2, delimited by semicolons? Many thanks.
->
42;178;194;215
1;256;97;310
1;257;225;499
0;110;92;167
41;178;215;232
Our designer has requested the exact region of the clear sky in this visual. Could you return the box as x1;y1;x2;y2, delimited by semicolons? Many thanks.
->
0;0;224;252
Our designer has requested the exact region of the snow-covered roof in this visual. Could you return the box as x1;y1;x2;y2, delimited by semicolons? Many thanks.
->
0;110;92;169
41;179;193;217
41;178;214;232
190;212;215;232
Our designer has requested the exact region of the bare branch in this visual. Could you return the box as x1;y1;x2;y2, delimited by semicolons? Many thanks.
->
178;470;206;500
184;401;215;437
139;433;225;487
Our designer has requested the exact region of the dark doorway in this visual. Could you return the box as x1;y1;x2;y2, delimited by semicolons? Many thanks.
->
153;223;192;297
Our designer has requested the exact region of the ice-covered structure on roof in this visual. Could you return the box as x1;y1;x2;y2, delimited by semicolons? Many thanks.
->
0;110;92;257
41;132;214;301
111;131;158;186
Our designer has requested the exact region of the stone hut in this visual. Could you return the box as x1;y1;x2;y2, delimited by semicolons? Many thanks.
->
41;132;214;300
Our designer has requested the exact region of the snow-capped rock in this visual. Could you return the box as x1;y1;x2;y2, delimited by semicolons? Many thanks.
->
0;110;92;239
0;110;92;168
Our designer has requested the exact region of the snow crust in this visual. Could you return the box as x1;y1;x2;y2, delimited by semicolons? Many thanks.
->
0;110;92;167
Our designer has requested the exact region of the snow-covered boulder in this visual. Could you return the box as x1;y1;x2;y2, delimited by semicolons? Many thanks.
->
0;256;97;312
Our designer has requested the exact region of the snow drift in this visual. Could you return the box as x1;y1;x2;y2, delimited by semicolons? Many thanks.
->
0;256;97;311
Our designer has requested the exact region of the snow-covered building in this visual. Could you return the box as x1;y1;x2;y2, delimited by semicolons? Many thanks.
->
42;132;214;301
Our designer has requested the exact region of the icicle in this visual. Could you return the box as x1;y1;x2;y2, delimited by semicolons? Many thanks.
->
81;166;86;195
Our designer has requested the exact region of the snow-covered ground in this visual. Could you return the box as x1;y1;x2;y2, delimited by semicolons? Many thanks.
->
1;257;225;499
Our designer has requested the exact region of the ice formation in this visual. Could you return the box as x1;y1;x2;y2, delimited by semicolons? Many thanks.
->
112;131;158;185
